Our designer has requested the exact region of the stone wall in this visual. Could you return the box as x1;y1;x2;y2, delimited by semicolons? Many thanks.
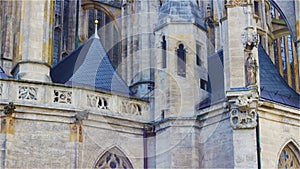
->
0;79;149;168
258;102;300;168
197;103;234;168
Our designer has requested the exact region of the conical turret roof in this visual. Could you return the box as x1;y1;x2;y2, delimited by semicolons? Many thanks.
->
50;34;131;96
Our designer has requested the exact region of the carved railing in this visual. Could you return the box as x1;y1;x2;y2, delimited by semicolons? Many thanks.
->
0;79;150;121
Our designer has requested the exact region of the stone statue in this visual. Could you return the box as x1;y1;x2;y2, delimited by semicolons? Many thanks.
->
245;53;257;86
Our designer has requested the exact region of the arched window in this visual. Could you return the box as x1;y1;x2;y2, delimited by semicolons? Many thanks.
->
52;0;70;65
95;147;134;169
161;36;166;68
278;142;300;169
177;44;186;77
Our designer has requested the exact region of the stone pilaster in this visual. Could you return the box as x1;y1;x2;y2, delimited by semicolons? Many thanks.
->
227;87;259;168
225;0;259;89
11;0;53;82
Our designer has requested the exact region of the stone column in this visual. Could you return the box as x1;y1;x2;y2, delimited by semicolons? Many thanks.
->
227;87;259;168
11;0;53;82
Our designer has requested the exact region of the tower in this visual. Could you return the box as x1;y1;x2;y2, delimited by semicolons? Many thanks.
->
152;0;208;168
154;0;208;119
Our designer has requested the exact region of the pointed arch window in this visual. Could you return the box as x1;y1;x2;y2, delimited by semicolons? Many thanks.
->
177;44;186;77
162;36;167;68
278;142;300;169
95;147;134;169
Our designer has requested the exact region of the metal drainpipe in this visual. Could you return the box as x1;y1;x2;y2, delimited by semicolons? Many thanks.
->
256;113;261;169
143;127;148;169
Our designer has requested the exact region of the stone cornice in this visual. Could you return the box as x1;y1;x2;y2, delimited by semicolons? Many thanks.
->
258;100;300;127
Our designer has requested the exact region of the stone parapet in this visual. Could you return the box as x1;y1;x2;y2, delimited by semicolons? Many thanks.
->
0;79;151;123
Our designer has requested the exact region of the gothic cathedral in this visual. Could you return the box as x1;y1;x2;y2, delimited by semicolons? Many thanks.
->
0;0;299;168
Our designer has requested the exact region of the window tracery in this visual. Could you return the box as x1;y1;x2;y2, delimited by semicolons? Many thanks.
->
278;143;300;169
95;147;133;169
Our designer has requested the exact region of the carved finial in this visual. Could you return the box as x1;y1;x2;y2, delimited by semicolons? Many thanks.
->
4;102;16;116
94;19;99;39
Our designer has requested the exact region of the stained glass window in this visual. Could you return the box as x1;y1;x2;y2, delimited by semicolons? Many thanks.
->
278;143;300;169
95;147;133;169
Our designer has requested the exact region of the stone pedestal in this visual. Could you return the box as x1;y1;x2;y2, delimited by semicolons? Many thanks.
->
227;87;259;168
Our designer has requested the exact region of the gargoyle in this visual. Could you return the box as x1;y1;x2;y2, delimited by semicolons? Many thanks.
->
4;102;16;115
74;110;89;123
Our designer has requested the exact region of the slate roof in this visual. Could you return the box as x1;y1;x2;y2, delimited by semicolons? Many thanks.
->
50;34;131;96
0;67;8;79
198;45;299;109
258;44;299;108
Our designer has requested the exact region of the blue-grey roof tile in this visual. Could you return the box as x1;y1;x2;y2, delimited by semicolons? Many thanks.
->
0;67;8;79
51;35;131;96
258;44;299;108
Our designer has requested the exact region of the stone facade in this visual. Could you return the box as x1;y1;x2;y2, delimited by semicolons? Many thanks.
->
0;0;299;169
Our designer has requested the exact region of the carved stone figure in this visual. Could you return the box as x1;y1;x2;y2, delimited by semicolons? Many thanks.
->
228;89;259;129
245;53;257;86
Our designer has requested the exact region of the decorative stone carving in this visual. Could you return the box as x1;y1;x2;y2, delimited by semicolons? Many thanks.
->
87;94;109;109
53;90;72;104
226;0;250;7
241;27;259;50
121;101;142;116
228;88;258;129
18;86;38;100
245;52;257;86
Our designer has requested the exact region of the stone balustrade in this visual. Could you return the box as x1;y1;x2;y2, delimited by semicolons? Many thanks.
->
0;79;150;122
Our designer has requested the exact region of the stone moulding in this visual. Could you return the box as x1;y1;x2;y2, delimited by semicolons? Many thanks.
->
227;87;259;129
225;0;251;7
